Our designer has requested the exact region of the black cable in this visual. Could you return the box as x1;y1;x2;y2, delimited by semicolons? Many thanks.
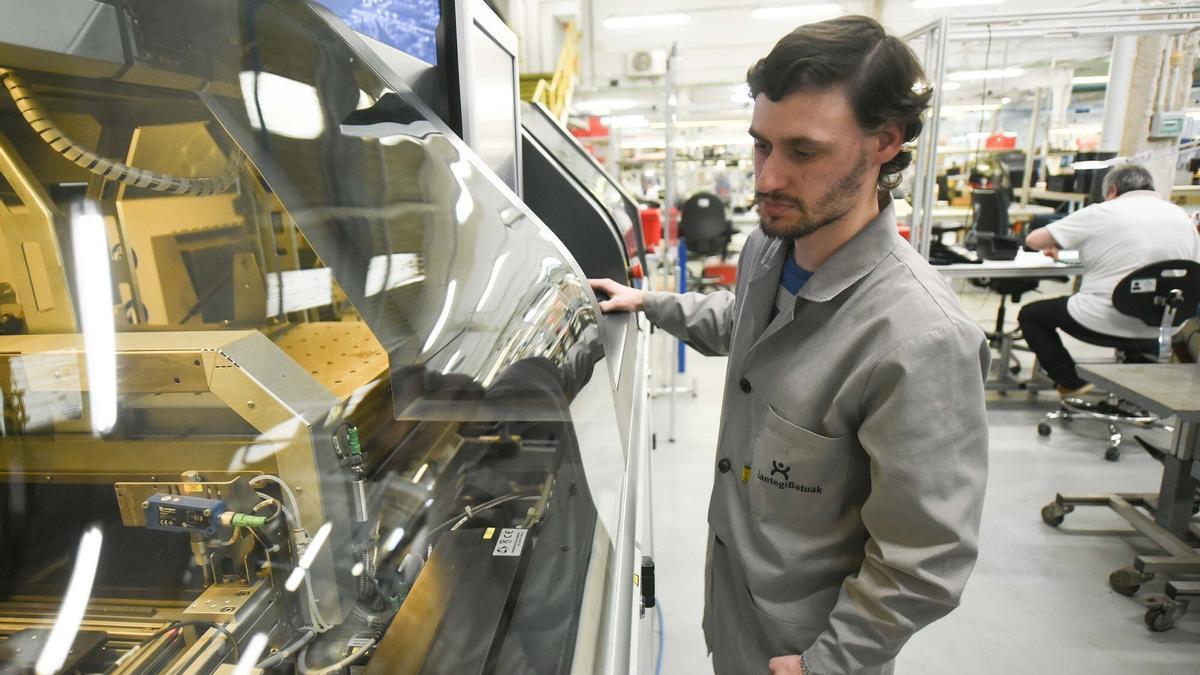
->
169;620;242;673
972;24;994;178
256;628;317;669
119;619;241;673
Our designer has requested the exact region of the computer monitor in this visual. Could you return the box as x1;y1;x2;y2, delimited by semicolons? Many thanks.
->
324;0;523;196
322;0;440;65
444;0;523;196
1071;151;1117;204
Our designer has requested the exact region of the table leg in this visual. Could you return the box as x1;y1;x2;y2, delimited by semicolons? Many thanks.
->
1155;453;1199;538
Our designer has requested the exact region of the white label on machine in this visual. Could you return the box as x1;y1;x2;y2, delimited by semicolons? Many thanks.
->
347;636;373;649
492;528;527;557
1130;278;1157;293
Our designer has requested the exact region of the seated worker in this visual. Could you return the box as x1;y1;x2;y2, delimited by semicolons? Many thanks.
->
1020;162;1200;395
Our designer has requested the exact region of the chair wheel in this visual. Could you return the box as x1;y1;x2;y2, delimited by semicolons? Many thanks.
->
1041;502;1070;526
1037;422;1052;437
1109;567;1152;596
1105;446;1121;462
1145;602;1185;632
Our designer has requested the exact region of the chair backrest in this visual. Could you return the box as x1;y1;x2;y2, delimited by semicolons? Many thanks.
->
972;189;1018;261
971;188;1010;235
679;192;731;257
1111;259;1200;361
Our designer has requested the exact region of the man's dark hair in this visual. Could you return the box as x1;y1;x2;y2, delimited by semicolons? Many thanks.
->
1102;162;1154;196
747;15;932;190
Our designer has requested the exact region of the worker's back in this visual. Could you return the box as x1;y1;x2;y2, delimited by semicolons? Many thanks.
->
1045;190;1200;338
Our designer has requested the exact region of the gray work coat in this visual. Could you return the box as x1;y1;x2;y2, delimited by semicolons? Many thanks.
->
643;198;989;674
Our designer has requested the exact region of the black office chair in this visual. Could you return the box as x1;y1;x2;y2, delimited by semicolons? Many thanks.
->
972;188;1022;261
968;189;1040;382
1038;260;1200;460
679;191;734;291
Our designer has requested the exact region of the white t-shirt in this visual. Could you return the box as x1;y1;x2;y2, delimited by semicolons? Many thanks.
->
1045;190;1200;339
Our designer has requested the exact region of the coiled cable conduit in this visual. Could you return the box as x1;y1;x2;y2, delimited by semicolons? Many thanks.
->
0;67;242;196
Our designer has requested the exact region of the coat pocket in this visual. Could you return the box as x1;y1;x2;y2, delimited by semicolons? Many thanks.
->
748;406;852;524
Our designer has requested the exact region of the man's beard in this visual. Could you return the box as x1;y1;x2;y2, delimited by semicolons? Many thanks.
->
757;151;871;239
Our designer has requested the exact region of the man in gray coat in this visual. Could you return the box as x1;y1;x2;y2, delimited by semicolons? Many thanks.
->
590;16;989;675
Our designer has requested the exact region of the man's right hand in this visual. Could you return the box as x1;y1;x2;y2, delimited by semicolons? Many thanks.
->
588;278;644;314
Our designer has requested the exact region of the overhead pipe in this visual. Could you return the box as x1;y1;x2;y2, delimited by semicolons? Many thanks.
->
953;4;1200;24
952;20;1200;41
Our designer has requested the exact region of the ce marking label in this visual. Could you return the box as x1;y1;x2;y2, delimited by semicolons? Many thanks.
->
492;528;527;557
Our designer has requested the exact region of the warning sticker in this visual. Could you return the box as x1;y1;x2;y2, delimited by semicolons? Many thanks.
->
493;528;527;557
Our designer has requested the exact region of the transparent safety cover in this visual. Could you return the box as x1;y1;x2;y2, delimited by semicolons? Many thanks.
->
0;1;628;672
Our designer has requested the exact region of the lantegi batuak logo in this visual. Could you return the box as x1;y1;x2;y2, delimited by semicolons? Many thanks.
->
758;460;822;494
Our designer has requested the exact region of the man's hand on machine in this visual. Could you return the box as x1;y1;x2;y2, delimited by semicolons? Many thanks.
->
588;278;644;314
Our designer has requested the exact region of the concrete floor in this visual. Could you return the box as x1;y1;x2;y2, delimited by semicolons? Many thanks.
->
645;278;1200;674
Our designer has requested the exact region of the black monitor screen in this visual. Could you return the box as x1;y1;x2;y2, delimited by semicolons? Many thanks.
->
322;0;440;65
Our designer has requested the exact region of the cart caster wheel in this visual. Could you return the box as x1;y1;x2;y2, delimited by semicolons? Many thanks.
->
1145;602;1184;632
1037;422;1052;437
1109;567;1152;596
1105;446;1121;462
1041;502;1071;526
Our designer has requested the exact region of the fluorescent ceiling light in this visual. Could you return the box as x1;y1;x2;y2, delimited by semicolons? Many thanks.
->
651;119;749;129
948;67;1025;81
620;136;754;150
1049;124;1103;134
232;633;271;675
690;137;754;147
239;71;325;139
603;13;690;29
1072;75;1109;85
365;253;424;297
940;82;961;91
751;4;842;19
35;527;103;675
912;0;1003;7
70;203;116;436
575;98;636;113
606;114;650;129
941;103;1002;113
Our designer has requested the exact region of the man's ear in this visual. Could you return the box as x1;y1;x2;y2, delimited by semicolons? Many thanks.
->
873;121;905;164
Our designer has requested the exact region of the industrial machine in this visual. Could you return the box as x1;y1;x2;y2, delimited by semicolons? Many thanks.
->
0;1;651;672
